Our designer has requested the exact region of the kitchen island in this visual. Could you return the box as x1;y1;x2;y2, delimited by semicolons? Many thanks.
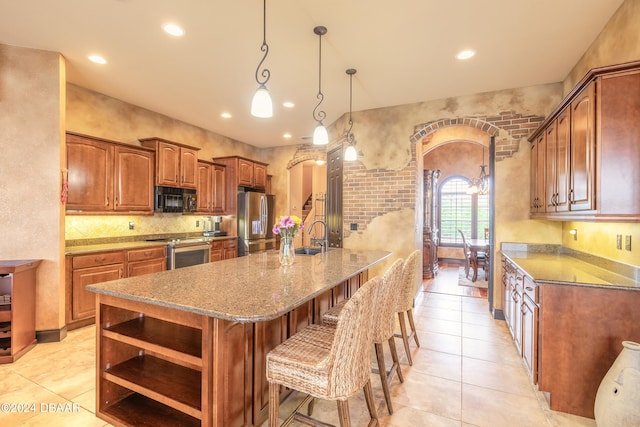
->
87;248;390;427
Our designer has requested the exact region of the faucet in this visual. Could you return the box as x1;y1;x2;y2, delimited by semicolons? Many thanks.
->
308;219;329;252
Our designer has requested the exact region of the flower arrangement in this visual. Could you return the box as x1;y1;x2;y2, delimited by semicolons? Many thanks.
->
272;215;304;240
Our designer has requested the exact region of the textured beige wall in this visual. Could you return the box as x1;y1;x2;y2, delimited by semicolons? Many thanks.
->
0;45;66;331
564;0;640;94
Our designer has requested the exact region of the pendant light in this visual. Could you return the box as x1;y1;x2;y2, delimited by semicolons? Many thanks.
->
344;68;358;161
251;0;273;118
312;26;328;145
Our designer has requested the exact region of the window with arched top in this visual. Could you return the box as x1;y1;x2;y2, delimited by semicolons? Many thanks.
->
438;176;489;246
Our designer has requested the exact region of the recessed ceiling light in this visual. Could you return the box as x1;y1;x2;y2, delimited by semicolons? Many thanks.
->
221;112;232;119
88;55;107;64
283;133;292;139
162;23;185;37
456;49;476;60
283;101;295;108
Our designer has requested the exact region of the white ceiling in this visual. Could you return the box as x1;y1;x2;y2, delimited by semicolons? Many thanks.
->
0;0;624;148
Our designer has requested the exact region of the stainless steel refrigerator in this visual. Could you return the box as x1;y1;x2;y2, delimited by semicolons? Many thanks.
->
238;190;275;256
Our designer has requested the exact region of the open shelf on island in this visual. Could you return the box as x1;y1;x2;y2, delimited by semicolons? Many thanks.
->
104;354;201;418
102;392;200;427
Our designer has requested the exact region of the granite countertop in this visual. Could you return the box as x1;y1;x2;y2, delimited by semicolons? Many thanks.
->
501;248;639;290
87;248;391;322
66;235;236;255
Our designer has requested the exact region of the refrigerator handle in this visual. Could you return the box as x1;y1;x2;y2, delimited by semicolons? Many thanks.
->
260;195;267;235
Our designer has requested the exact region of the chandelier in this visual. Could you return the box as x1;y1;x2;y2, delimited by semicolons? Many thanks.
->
467;147;489;195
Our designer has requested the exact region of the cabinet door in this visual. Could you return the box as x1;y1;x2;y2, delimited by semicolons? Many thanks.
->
223;239;237;259
521;294;538;383
114;146;154;212
569;82;596;211
128;259;166;276
253;163;267;189
156;142;181;187
212;164;227;213
530;134;544;213
180;147;198;189
66;136;113;211
544;122;556;212
197;162;212;212
72;264;123;321
554;109;571;212
238;159;254;187
210;241;224;262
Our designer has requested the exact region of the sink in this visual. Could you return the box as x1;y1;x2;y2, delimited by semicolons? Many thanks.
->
294;247;322;255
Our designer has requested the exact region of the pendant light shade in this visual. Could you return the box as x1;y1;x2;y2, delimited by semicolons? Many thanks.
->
313;123;329;146
251;84;272;118
251;0;272;118
344;68;358;161
312;26;328;145
344;144;357;161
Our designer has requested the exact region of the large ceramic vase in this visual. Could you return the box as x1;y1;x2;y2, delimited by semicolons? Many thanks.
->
594;341;640;427
278;236;295;266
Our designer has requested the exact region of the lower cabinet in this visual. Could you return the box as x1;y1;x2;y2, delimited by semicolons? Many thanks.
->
66;245;166;330
502;257;539;382
210;238;238;263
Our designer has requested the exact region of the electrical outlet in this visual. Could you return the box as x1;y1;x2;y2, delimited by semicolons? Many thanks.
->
625;235;632;251
196;220;200;227
128;221;134;230
616;235;622;250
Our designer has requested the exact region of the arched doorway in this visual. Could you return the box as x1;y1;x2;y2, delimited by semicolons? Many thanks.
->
413;121;498;308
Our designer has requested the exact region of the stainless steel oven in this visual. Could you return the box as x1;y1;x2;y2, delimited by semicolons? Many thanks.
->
167;240;211;269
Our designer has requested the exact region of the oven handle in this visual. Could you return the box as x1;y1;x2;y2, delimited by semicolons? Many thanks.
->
171;243;211;253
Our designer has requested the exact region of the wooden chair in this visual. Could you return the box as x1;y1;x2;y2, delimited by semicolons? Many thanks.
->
266;277;381;427
322;259;405;415
394;250;421;366
458;229;487;280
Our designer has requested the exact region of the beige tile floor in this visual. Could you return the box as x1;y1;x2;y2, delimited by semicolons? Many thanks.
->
0;265;598;426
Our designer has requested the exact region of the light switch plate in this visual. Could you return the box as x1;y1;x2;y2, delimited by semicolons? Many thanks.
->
616;235;622;250
625;235;632;251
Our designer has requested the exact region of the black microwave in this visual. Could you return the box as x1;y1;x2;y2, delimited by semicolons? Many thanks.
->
154;186;197;213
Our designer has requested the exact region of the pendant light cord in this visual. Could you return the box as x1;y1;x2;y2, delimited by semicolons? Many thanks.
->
254;0;270;86
312;27;327;123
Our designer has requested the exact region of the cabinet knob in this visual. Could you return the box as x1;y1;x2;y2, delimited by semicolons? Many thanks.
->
95;256;106;263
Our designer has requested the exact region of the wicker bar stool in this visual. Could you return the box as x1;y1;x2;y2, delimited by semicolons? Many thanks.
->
266;277;381;427
394;250;421;366
323;258;405;415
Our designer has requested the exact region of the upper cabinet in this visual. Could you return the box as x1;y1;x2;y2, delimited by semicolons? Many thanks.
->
66;132;154;214
212;156;269;213
529;61;640;221
139;137;199;189
197;160;226;214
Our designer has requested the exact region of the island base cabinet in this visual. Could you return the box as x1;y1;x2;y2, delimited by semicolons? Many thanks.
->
538;284;640;419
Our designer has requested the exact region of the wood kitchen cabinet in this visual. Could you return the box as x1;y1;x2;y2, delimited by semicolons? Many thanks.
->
212;156;269;214
502;257;538;382
210;238;237;263
140;137;199;189
66;245;167;330
127;246;167;277
544;109;570;212
197;161;226;214
529;133;545;213
66;132;155;214
0;260;41;364
66;250;125;330
529;61;640;220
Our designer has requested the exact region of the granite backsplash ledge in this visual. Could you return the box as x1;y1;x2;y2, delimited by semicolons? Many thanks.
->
500;243;640;283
